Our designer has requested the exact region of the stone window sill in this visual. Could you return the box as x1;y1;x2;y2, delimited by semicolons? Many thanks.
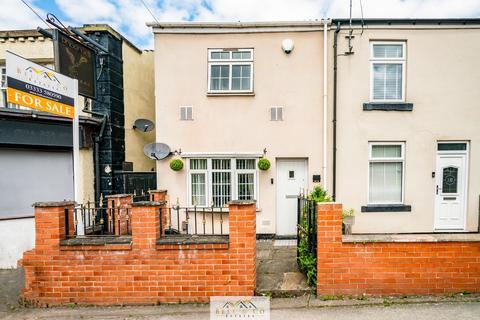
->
361;205;411;212
343;233;480;243
363;102;413;111
207;92;255;97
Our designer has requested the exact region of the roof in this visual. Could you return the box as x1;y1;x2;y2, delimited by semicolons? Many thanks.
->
148;18;480;33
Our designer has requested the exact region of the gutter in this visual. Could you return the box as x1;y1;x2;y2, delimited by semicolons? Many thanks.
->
332;22;341;201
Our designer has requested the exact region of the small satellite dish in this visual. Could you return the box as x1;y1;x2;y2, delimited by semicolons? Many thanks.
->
133;119;155;133
143;143;171;160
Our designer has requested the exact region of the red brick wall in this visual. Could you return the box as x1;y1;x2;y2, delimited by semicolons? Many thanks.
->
106;194;133;235
19;200;256;306
317;203;480;296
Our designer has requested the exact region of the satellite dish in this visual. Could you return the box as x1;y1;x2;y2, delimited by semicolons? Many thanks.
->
133;119;155;132
144;143;171;160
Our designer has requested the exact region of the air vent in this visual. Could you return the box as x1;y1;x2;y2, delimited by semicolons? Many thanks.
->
270;106;283;121
180;106;193;120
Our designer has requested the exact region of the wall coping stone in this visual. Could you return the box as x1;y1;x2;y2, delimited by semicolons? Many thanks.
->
157;235;229;245
229;200;256;205
131;201;165;207
343;233;480;243
60;236;132;246
32;201;76;207
148;190;167;193
105;194;133;198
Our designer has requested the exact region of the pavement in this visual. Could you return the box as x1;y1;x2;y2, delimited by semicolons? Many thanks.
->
2;297;480;319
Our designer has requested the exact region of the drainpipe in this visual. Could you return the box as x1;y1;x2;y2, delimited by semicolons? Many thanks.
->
322;19;331;191
332;22;341;201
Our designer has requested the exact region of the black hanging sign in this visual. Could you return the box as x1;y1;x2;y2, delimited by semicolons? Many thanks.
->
53;29;96;99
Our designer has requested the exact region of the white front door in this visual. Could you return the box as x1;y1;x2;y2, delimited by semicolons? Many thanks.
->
434;144;468;230
276;159;307;236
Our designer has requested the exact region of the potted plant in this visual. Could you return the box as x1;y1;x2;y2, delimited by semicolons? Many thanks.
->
342;208;355;235
169;158;184;171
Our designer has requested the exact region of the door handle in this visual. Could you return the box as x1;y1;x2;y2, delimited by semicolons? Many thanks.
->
436;185;442;195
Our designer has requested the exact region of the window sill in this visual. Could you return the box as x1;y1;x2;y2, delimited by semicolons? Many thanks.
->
361;204;411;212
343;233;480;243
363;102;413;111
207;92;255;97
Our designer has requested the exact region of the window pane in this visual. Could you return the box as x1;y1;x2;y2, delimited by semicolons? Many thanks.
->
442;167;458;194
373;44;403;58
210;65;230;91
212;159;231;170
220;65;229;77
373;63;402;100
438;143;467;151
232;65;251;91
190;159;207;170
212;171;231;207
211;52;221;59
220;52;230;59
191;173;206;206
236;159;255;169
232;51;252;60
372;145;402;158
369;162;403;203
238;173;255;200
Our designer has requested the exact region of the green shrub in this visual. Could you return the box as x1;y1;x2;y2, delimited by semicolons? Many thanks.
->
308;186;332;202
169;159;184;171
297;236;317;287
257;158;271;171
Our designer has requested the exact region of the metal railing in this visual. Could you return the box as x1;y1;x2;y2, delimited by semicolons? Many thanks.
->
65;204;131;237
159;206;228;236
297;196;317;260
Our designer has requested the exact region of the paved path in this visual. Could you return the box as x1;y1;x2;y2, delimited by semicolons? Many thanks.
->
256;239;309;296
2;301;480;320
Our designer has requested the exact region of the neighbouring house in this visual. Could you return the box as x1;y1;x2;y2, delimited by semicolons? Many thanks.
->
149;18;480;237
0;25;155;267
333;18;480;233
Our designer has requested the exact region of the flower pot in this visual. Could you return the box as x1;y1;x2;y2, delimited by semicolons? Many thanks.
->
343;216;355;235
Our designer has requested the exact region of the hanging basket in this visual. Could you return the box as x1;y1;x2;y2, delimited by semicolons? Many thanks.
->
257;158;271;171
169;159;184;171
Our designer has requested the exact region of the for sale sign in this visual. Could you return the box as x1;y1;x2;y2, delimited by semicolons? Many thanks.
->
5;51;76;118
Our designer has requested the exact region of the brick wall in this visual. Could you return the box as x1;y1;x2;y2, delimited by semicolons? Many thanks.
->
19;200;256;306
317;203;480;296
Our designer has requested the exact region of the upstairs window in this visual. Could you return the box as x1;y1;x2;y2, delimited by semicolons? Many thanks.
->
370;42;406;102
208;49;253;93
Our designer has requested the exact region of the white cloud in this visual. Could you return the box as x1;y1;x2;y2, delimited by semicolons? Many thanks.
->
0;0;49;30
1;0;480;49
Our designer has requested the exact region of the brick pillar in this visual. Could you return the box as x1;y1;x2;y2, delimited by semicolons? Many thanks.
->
149;190;168;202
228;200;257;296
316;203;343;295
33;201;76;249
131;201;164;250
106;194;133;235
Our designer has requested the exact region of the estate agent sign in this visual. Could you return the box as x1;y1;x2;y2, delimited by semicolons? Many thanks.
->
6;50;82;204
5;51;76;118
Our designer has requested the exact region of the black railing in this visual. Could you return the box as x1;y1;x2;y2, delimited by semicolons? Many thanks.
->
65;204;131;237
159;206;228;236
114;171;156;202
297;196;317;260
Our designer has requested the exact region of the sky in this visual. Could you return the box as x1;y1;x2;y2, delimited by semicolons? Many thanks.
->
1;0;480;49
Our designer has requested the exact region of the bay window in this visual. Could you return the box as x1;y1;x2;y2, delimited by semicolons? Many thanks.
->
208;49;253;93
188;158;258;207
368;142;405;204
370;42;406;102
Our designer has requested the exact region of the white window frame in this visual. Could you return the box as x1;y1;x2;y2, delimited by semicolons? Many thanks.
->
369;41;406;103
207;48;254;94
368;142;406;205
187;158;258;207
0;66;7;108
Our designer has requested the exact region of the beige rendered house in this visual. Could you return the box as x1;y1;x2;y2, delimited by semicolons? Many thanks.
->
149;19;480;236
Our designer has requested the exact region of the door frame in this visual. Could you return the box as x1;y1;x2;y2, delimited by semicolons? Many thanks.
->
275;158;308;236
434;141;469;231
